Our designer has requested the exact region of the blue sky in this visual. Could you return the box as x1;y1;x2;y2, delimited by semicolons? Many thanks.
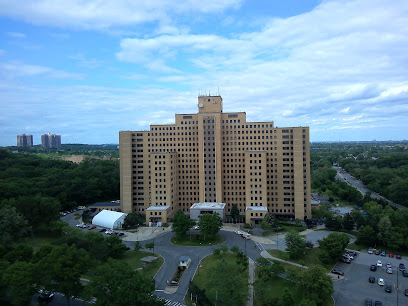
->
0;0;407;146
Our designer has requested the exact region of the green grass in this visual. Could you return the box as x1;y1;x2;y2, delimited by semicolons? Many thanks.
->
170;234;226;246
267;248;333;271
254;275;333;306
189;252;247;305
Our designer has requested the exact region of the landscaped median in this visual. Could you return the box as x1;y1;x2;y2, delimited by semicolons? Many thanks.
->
170;234;225;246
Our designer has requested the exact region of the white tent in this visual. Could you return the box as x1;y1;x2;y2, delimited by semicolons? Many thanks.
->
92;210;127;229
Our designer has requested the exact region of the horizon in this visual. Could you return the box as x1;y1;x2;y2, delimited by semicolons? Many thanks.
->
1;0;407;146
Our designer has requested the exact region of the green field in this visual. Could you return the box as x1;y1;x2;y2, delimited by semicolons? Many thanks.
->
267;248;333;271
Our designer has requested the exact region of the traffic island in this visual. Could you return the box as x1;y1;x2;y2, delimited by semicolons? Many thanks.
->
164;256;191;294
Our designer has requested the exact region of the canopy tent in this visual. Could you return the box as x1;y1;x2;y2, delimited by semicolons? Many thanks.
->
92;209;127;229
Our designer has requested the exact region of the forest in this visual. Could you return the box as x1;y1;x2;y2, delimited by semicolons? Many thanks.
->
311;141;408;207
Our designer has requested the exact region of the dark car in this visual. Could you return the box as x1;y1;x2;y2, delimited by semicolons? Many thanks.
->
118;232;125;236
331;269;344;276
399;263;406;271
375;250;381;255
381;251;386;256
405;289;408;296
38;290;54;304
369;276;375;283
370;265;377;271
374;301;382;306
365;298;372;306
385;285;392;293
99;228;106;232
403;271;408;277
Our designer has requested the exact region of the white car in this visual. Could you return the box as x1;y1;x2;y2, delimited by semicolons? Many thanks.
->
105;230;113;235
193;225;200;230
76;223;84;228
377;260;383;267
378;278;385;286
387;268;393;274
386;263;392;269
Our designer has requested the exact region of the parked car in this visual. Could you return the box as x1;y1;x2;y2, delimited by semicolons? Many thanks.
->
370;265;377;271
193;225;200;230
369;276;375;283
386;263;392;269
386;268;393;274
399;263;406;271
378;278;385;286
88;225;97;230
396;254;402;259
377;260;382;267
385;285;392;293
402;270;408;277
365;299;372;306
375;250;381;255
118;232;125;236
38;290;54;303
340;257;351;264
389;252;394;258
99;228;106;232
368;247;373;254
381;251;386;257
374;301;382;306
105;230;113;235
331;269;344;276
405;289;408;296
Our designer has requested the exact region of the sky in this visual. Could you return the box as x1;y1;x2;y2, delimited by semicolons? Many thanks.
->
0;0;407;146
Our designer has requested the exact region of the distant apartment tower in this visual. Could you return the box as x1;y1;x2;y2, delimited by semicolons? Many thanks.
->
41;133;61;148
119;95;311;223
17;134;33;147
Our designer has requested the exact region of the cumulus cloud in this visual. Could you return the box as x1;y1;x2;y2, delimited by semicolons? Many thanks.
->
0;0;243;29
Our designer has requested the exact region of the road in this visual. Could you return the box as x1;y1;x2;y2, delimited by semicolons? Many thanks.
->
333;166;406;210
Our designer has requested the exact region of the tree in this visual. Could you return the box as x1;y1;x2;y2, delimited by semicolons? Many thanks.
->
123;213;143;229
356;225;376;246
281;288;294;306
230;204;240;221
37;244;91;304
0;205;31;245
264;212;277;226
285;230;306;259
377;215;392;245
134;241;142;252
324;214;342;231
207;259;249;305
198;212;223;241
256;258;272;281
3;261;37;306
342;213;354;231
260;220;271;231
299;298;317;306
213;248;221;258
172;210;195;236
84;258;161;306
105;235;127;259
270;260;285;276
299;265;333;305
318;233;349;263
145;242;154;252
4;244;33;264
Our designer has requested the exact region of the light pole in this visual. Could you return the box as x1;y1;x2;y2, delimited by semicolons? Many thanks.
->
198;255;200;276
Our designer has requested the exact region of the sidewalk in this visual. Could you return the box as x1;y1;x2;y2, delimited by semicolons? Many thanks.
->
247;258;255;306
121;226;172;242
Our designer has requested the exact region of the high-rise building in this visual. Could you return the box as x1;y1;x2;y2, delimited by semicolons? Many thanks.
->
119;95;311;224
17;134;33;147
41;133;61;148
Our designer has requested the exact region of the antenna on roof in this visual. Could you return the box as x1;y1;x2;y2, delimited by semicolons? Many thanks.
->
218;86;220;96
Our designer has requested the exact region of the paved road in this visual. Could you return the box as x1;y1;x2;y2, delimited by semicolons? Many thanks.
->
333;166;406;210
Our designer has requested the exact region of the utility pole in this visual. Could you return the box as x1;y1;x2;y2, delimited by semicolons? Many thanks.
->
153;238;155;254
215;290;218;306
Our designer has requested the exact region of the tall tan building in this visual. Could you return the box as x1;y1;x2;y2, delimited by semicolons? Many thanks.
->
119;95;311;224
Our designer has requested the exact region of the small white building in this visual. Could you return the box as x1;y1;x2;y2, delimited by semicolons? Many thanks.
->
189;202;226;221
92;209;127;229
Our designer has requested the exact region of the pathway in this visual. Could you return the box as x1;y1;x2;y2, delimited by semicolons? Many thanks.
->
247;258;255;306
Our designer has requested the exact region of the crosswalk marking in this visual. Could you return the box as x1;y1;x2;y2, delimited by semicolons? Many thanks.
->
160;298;183;306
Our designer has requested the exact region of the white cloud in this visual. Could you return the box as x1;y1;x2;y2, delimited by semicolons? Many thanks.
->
7;31;26;38
0;0;243;29
69;54;103;69
1;62;84;79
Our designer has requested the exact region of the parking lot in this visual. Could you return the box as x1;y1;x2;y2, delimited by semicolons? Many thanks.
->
333;251;408;305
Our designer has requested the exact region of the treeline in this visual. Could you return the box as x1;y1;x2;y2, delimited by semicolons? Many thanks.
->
341;153;408;206
0;221;162;305
0;148;119;212
311;141;408;207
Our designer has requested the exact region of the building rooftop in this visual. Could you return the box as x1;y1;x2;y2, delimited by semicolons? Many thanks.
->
89;202;120;207
146;206;170;211
190;202;226;209
246;206;268;211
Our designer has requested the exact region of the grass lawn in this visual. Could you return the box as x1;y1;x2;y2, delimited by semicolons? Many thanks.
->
261;225;306;237
187;252;247;305
170;234;225;246
267;248;333;271
254;275;333;306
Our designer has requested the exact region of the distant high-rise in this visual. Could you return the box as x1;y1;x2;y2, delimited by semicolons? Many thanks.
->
17;134;33;147
41;133;61;148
